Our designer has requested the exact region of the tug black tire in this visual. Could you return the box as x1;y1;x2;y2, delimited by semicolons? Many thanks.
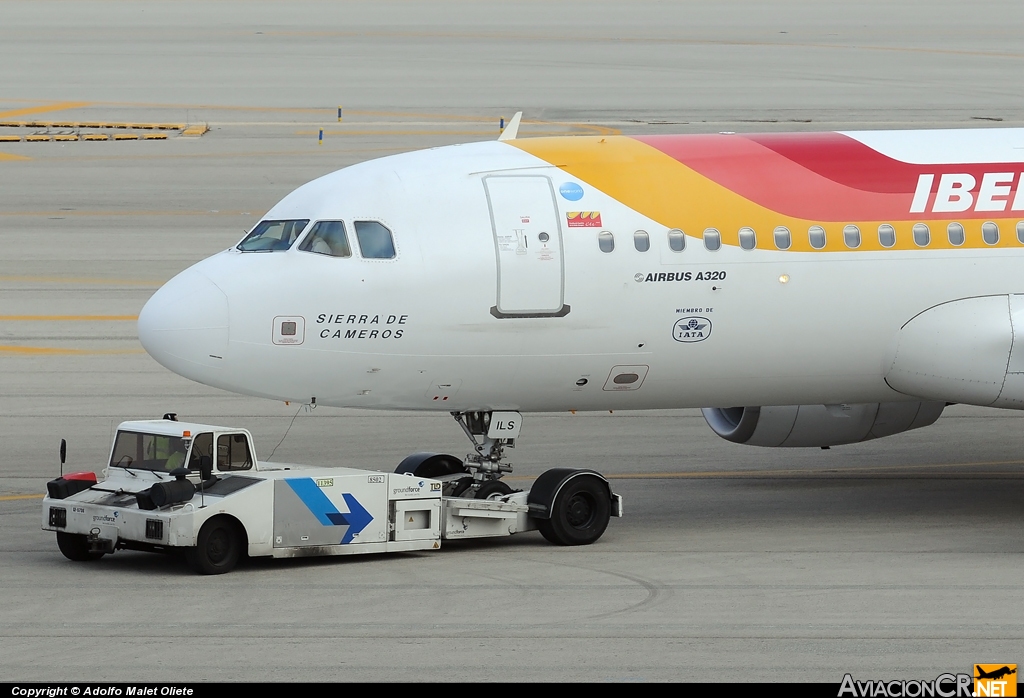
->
56;532;104;561
185;517;242;575
537;475;611;546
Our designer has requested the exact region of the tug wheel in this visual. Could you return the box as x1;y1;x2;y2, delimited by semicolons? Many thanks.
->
185;516;242;575
537;475;611;546
56;532;104;561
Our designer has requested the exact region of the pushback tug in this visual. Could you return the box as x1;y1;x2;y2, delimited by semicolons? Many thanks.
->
42;413;621;574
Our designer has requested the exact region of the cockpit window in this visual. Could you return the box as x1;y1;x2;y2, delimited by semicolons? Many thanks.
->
237;219;309;252
354;220;396;259
298;221;352;257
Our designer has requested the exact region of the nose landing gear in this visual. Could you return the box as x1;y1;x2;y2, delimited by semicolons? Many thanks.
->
394;410;622;545
394;411;522;499
453;410;519;480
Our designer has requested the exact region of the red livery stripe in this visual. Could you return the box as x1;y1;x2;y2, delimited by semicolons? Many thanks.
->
635;133;1024;221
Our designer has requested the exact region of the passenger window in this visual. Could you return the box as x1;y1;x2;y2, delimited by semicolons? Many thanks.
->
299;221;351;257
633;230;650;252
217;434;252;471
354;220;396;259
808;225;826;249
843;225;861;249
773;226;791;250
237;219;310;252
598;231;614;253
703;228;721;251
667;229;685;252
1018;221;1024;244
738;227;756;250
982;221;1000;245
878;224;896;248
946;222;964;246
913;223;930;247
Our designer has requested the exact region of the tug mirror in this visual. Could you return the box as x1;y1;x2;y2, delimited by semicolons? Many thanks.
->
198;455;213;480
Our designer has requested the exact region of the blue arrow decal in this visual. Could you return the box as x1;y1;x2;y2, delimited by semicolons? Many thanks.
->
285;478;373;544
338;493;372;544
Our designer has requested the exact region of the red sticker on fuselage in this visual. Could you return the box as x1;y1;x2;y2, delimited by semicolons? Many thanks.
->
566;211;602;227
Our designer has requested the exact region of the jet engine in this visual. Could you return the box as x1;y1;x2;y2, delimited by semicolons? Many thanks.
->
701;402;945;448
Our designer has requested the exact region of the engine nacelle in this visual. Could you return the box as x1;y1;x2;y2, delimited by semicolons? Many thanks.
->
701;402;945;448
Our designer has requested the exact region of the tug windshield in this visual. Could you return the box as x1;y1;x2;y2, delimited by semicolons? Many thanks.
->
109;430;188;472
237;219;310;252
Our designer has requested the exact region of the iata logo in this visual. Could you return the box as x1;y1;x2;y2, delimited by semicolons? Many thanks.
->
673;316;711;343
911;173;1024;213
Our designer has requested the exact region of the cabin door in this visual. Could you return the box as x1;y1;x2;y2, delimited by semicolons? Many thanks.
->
484;175;568;318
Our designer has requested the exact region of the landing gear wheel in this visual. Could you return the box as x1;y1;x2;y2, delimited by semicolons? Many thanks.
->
474;479;513;500
56;532;104;561
185;517;242;575
538;475;611;546
450;477;475;497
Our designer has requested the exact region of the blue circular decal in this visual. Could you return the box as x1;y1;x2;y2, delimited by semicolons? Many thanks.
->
559;182;584;201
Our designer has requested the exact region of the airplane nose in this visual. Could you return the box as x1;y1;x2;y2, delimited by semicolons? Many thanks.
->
138;269;230;379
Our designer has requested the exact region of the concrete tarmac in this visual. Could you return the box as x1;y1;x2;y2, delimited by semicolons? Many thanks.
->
2;0;1024;683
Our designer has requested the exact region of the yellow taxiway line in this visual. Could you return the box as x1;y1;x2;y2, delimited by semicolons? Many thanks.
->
0;210;247;217
297;129;612;137
0;276;161;286
0;102;91;120
0;315;137;321
0;345;145;355
506;459;1024;481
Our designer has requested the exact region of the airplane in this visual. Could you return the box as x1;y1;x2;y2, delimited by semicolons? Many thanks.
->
137;115;1024;497
975;666;1016;681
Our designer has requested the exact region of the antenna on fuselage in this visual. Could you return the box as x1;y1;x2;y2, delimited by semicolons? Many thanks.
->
498;111;523;141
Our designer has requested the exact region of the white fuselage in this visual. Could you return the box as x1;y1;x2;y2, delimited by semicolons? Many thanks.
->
138;131;1024;413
